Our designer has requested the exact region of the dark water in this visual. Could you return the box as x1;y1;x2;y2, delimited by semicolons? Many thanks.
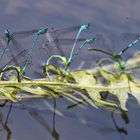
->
0;0;140;140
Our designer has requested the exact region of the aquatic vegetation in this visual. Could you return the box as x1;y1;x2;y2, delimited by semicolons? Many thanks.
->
0;51;140;113
1;24;140;134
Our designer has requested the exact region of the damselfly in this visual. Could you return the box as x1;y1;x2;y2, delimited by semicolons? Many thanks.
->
39;25;91;66
88;31;140;69
46;24;91;75
114;17;140;57
30;25;83;70
44;25;87;57
0;29;30;70
0;28;44;58
45;24;95;76
88;34;125;70
0;29;25;60
1;26;86;72
0;25;93;75
88;47;125;70
117;33;140;57
91;32;140;59
0;28;47;70
22;28;48;71
61;23;95;74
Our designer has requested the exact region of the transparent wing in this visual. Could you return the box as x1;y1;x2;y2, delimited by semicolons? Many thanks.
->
46;25;91;57
12;29;39;39
39;43;61;65
12;25;81;40
47;25;82;56
53;25;81;35
12;37;26;54
45;31;67;57
0;37;28;70
53;38;66;56
52;38;87;57
57;38;86;45
89;34;114;55
0;50;27;71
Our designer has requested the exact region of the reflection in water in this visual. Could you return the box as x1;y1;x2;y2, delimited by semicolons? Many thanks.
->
67;98;129;136
0;101;12;140
0;29;27;62
1;0;140;139
0;100;8;107
111;109;128;135
0;99;60;140
28;98;59;140
0;97;133;140
17;98;60;140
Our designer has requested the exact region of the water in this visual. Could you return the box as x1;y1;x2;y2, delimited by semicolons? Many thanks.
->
0;0;140;140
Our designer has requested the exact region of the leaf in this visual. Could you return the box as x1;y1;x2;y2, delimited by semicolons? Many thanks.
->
86;88;117;109
98;68;119;83
19;86;50;96
72;70;97;85
127;81;140;107
1;56;140;114
0;87;17;101
98;68;133;111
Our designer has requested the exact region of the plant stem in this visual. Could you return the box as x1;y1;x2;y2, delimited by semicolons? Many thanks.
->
0;80;139;91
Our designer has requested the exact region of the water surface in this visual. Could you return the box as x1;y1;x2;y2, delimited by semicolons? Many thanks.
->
0;0;140;140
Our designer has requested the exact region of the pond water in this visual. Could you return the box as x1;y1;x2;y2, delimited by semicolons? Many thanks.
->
0;0;140;140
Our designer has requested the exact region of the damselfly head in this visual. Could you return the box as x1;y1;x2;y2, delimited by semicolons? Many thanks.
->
41;27;48;34
37;27;48;35
80;23;90;31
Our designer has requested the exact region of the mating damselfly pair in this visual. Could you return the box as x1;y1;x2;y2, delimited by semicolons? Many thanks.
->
0;24;95;77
